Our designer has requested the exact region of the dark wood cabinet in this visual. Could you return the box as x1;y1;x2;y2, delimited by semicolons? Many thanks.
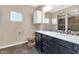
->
41;34;55;54
35;32;79;54
35;32;42;53
55;38;73;50
59;45;76;54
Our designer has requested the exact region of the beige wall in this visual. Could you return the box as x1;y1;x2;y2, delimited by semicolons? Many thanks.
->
0;5;37;48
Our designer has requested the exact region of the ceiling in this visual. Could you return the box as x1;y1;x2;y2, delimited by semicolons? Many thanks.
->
29;5;72;14
48;5;72;13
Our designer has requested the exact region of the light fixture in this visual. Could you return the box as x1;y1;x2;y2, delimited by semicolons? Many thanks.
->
68;9;79;17
70;9;78;13
74;9;78;12
43;5;53;12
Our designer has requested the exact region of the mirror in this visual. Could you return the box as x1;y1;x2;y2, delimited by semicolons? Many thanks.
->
68;7;79;31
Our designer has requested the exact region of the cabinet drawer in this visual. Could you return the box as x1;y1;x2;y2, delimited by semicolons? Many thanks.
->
60;45;76;54
72;43;78;53
42;34;52;39
55;38;73;50
77;45;79;53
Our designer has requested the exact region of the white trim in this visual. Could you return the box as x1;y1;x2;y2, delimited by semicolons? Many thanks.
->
65;11;68;33
0;41;28;49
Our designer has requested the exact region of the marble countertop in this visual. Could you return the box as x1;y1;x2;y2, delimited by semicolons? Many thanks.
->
36;30;79;45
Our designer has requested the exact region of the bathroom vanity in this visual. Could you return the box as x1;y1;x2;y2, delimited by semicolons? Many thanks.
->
35;31;79;54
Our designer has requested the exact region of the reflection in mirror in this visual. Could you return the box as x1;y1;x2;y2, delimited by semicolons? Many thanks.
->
57;12;65;31
68;8;79;31
68;7;79;35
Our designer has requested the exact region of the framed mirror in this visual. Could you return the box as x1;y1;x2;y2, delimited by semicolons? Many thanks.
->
68;6;79;32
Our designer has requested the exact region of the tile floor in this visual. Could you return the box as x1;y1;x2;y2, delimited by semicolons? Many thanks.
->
0;43;38;54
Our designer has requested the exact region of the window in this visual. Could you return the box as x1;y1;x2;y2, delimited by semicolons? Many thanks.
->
10;11;23;22
43;17;49;24
52;18;57;25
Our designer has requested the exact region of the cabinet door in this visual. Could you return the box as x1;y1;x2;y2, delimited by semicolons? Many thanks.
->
59;45;76;54
72;43;78;53
42;35;54;54
41;34;47;53
44;36;60;54
53;43;60;54
35;32;42;53
45;35;53;45
55;38;73;50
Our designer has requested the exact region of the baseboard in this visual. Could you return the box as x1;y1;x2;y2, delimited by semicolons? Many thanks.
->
0;41;28;49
